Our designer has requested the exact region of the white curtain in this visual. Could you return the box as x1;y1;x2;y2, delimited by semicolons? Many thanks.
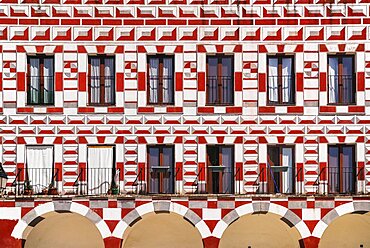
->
91;58;100;104
26;147;53;193
281;148;293;194
162;58;173;104
87;147;113;195
30;58;40;104
104;58;114;104
43;58;54;104
221;147;234;194
328;57;339;104
268;58;278;102
282;58;292;103
149;58;159;103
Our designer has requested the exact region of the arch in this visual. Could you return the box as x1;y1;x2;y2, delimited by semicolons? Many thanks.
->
24;212;105;248
11;202;111;240
213;202;310;240
121;212;204;248
112;201;211;240
312;201;370;239
318;211;370;248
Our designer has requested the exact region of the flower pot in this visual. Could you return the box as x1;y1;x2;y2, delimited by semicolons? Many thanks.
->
24;189;33;195
48;188;58;195
111;187;119;195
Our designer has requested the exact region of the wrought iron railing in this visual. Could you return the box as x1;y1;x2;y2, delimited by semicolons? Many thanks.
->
88;76;115;105
328;74;355;104
148;76;174;104
206;76;233;105
315;167;358;194
27;76;54;105
267;75;294;104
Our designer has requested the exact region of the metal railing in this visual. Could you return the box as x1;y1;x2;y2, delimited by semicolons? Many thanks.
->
315;167;358;195
88;76;115;105
27;76;54;105
148;76;174;104
10;168;59;195
328;74;355;104
194;166;236;194
74;168;121;195
192;167;203;194
206;76;233;105
267;75;294;104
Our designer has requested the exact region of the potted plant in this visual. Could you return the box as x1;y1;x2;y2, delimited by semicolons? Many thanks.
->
24;180;33;195
111;186;119;195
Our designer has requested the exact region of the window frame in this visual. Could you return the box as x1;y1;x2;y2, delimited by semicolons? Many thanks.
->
327;54;356;105
206;145;235;194
266;55;296;106
26;55;55;106
147;145;175;194
328;144;356;194
206;54;235;106
87;55;116;106
146;55;175;105
266;145;296;194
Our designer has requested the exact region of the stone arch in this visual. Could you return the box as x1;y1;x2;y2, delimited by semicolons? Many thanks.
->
312;201;370;239
112;201;211;240
213;202;310;241
11;201;111;241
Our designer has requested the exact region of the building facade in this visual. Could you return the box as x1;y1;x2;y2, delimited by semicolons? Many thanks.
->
0;0;370;247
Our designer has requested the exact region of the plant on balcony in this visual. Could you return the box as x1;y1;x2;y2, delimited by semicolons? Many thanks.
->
23;180;33;195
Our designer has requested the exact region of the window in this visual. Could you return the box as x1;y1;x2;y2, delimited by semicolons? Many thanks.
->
27;56;54;105
206;145;234;194
268;56;295;105
88;56;115;105
25;146;54;194
147;145;175;194
147;56;174;105
206;55;234;105
328;55;355;104
328;145;356;194
267;146;295;194
87;146;117;195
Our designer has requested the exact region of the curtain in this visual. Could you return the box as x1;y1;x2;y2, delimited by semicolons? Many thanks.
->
268;58;278;102
222;57;233;104
90;58;100;104
162;58;173;104
221;147;233;194
328;146;339;193
43;58;54;104
30;58;40;104
282;58;292;103
26;147;53;193
328;57;339;104
281;148;293;194
87;147;114;195
104;58;114;104
162;147;174;193
208;58;218;103
149;58;159;103
342;146;354;193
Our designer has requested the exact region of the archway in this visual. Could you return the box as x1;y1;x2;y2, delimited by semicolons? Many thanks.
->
24;212;105;248
319;212;370;248
219;213;302;248
121;212;203;248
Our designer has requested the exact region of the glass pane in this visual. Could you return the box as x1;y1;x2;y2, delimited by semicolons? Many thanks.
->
207;57;218;103
162;146;174;193
29;58;40;104
342;57;353;76
328;146;339;193
328;57;339;103
342;57;354;104
221;147;234;194
43;58;54;104
149;147;160;168
282;147;293;193
342;146;355;193
222;57;233;104
282;58;293;103
149;147;160;193
149;58;159;103
104;58;115;104
162;58;174;104
90;58;101;104
268;58;278;103
221;57;232;77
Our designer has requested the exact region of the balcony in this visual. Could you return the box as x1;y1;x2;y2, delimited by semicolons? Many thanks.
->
27;76;54;105
206;76;233;105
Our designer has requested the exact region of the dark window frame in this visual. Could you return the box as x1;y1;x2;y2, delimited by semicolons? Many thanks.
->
266;145;296;194
328;144;356;194
147;145;175;194
267;55;295;105
26;55;55;106
206;145;235;194
206;54;234;106
147;55;175;105
88;55;116;106
327;54;356;105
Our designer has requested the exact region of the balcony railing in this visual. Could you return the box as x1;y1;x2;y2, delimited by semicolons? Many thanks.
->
328;74;355;104
206;76;233;105
88;76;115;105
74;168;121;195
27;76;54;105
11;168;59;195
267;75;294;104
148;76;174;104
193;166;237;194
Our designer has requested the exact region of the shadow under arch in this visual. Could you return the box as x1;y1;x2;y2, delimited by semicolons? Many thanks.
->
113;201;212;247
213;202;310;248
312;201;370;247
11;201;111;242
